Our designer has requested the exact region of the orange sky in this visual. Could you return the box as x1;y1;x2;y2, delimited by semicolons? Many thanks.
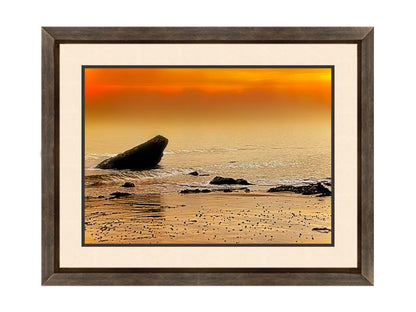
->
84;67;332;125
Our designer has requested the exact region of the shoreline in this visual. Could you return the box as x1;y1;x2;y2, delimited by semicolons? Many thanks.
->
84;152;332;245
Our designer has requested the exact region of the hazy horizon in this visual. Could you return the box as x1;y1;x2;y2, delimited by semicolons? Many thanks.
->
84;67;331;155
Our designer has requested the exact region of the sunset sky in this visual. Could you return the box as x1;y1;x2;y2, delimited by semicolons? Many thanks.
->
84;67;332;153
85;67;331;123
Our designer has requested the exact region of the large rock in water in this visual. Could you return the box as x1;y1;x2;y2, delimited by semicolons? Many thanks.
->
96;135;168;170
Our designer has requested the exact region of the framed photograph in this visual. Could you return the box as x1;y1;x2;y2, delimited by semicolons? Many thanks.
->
42;27;373;285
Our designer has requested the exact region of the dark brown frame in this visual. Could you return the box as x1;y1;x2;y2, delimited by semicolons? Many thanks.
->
42;27;374;285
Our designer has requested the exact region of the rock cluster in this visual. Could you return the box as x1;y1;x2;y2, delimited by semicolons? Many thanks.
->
267;182;331;196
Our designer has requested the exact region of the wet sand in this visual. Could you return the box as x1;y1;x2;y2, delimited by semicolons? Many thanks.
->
84;189;331;245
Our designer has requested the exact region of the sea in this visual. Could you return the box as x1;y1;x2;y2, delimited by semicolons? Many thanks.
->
84;126;331;195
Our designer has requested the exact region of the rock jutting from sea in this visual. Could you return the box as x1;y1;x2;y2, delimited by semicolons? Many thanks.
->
96;135;168;170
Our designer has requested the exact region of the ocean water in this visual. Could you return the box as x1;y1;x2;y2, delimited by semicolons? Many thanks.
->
84;126;331;194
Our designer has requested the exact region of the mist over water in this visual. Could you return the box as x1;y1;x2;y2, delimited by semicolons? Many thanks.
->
85;123;331;193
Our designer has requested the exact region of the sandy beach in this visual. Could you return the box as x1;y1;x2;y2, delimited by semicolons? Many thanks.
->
84;185;331;245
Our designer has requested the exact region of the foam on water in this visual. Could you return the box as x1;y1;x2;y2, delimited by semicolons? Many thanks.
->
85;142;331;194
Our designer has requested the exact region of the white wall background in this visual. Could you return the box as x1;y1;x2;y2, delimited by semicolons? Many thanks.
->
0;0;413;311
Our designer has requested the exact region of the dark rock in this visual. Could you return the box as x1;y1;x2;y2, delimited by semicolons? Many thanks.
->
209;176;251;185
301;182;331;196
312;227;331;233
315;183;332;196
121;182;135;188
267;185;298;193
109;192;132;198
235;179;251;185
315;182;332;196
97;195;105;198
96;135;168;170
267;182;331;196
180;189;200;194
180;188;211;194
188;171;199;176
181;187;254;194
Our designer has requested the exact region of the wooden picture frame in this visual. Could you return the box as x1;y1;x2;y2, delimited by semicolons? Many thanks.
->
42;27;374;285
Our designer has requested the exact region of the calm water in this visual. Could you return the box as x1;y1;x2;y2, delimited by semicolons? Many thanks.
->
85;124;331;194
